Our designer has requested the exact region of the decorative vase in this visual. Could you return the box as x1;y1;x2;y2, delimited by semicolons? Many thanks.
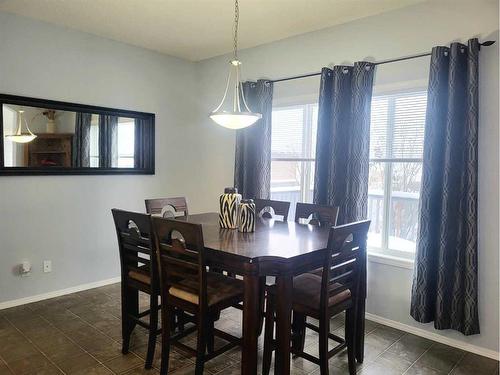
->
238;199;255;233
219;187;241;229
46;119;56;133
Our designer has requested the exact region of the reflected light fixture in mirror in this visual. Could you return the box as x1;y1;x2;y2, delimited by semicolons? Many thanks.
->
5;110;37;143
209;0;261;130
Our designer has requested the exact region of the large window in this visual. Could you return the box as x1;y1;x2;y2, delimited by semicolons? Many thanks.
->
368;91;427;258
270;103;318;219
270;90;427;259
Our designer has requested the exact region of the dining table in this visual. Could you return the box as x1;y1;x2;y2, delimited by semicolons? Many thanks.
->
178;212;366;375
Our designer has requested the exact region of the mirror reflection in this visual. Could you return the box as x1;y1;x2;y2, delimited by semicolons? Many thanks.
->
1;96;154;175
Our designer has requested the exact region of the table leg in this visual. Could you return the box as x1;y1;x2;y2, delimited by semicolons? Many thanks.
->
242;270;260;375
274;274;293;375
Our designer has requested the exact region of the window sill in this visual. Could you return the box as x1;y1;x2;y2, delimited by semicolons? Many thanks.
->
368;251;415;269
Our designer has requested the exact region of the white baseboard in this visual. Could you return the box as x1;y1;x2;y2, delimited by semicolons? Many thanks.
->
0;276;122;310
366;312;500;361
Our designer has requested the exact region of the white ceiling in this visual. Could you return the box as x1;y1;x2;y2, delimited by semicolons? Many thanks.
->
0;0;425;61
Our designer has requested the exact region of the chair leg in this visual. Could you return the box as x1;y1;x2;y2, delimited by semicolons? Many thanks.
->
262;294;275;375
145;294;159;369
257;276;267;335
121;286;138;354
170;309;177;333
195;314;207;375
345;308;357;375
207;318;215;354
318;315;330;375
291;311;306;355
177;308;185;332
160;305;173;375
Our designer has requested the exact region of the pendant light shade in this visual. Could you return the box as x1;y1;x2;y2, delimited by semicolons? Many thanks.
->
6;110;37;143
209;0;262;129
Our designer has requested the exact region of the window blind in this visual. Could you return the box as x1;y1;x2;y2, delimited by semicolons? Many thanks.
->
369;92;427;160
271;107;304;158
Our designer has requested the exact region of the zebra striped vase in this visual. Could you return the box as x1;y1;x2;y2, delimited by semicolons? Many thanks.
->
238;199;255;233
219;188;241;229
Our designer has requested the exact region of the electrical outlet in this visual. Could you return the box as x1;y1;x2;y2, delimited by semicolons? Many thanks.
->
20;261;31;277
43;260;52;273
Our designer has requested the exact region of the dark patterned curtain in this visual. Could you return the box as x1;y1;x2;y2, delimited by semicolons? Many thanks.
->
134;118;153;169
410;39;480;336
72;112;92;167
99;115;118;168
234;79;273;199
313;63;375;224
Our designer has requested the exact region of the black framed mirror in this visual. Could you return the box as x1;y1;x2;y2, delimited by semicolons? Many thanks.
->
0;94;155;175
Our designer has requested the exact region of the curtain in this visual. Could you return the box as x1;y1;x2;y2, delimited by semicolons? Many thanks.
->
234;79;273;199
410;39;480;335
313;63;375;224
99;115;118;168
134;118;153;169
72;113;92;167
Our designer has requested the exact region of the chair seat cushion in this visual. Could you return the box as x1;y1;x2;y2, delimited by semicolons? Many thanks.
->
269;273;351;311
169;272;244;306
128;267;151;285
292;273;351;310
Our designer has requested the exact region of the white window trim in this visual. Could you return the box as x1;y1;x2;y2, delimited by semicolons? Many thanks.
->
368;251;415;269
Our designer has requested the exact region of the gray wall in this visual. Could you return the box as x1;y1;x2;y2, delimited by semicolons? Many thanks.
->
196;0;499;354
0;12;207;301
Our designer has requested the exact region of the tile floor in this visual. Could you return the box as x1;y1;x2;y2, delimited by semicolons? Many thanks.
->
0;283;498;375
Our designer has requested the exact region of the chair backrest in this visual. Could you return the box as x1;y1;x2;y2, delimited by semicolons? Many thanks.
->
295;202;339;226
145;197;189;218
255;198;290;221
320;220;371;312
151;217;207;307
111;209;157;289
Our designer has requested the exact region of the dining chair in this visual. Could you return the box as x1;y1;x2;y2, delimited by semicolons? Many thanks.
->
262;220;371;375
111;209;161;369
295;202;339;226
145;197;189;218
255;198;291;221
152;217;243;375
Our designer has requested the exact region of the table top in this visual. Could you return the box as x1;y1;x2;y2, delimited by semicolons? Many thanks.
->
178;212;330;261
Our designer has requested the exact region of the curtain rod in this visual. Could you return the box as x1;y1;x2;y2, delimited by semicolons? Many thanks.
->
269;41;496;84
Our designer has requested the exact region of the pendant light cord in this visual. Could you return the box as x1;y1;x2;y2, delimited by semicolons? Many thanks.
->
233;0;239;60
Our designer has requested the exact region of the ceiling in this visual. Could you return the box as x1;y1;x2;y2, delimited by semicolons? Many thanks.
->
0;0;425;61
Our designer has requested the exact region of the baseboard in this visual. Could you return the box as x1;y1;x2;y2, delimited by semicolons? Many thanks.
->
366;313;500;361
0;276;122;310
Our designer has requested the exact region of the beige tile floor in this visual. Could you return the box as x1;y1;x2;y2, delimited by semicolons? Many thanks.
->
0;283;498;375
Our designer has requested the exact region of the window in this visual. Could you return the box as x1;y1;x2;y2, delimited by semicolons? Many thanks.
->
117;120;135;168
88;117;135;168
270;91;426;260
270;104;318;219
368;91;427;259
89;120;99;167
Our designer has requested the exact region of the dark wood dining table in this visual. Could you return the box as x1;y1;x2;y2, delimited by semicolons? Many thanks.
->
179;212;366;375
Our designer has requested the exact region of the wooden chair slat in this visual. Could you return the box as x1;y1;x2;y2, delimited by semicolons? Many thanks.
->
255;198;290;221
145;197;189;218
295;203;339;226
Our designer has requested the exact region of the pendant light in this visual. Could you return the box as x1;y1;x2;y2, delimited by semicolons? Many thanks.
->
209;0;261;129
6;110;37;143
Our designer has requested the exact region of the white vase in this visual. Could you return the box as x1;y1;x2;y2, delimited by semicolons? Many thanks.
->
46;120;56;133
